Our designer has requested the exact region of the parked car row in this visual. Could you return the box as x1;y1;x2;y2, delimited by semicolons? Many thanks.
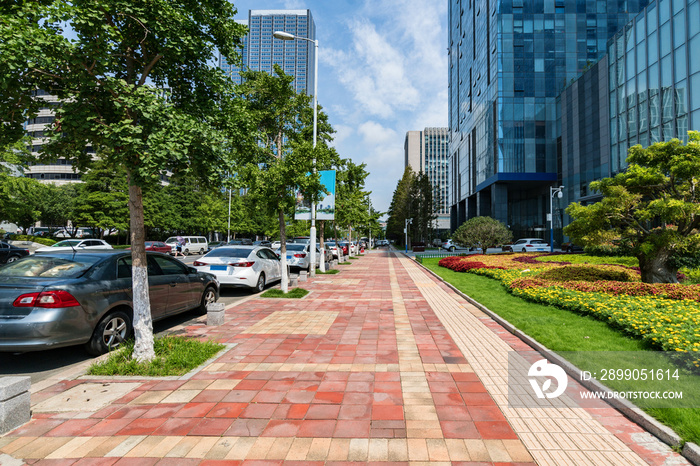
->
442;238;551;253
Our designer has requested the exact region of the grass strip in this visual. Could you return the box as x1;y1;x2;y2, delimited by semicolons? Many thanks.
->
316;269;340;274
261;287;309;298
338;261;352;265
422;257;700;445
87;336;224;377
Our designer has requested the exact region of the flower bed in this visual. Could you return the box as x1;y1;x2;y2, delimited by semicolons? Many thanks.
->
438;253;700;364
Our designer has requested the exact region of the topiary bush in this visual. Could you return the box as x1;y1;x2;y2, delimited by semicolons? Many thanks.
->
537;265;637;282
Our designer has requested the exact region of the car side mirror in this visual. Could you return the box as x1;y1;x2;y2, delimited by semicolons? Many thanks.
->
188;267;197;274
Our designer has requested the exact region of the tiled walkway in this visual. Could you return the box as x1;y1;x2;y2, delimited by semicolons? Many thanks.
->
0;251;689;465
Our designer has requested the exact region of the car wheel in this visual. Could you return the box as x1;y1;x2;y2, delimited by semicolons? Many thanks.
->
521;248;527;253
449;246;455;252
198;286;218;314
6;255;19;263
85;310;132;356
199;248;204;255
255;273;265;292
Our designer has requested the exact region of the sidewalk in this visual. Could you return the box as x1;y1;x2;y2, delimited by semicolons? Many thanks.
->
0;250;689;465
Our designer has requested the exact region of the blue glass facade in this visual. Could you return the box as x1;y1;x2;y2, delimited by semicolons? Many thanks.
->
219;10;316;95
559;0;699;234
449;0;649;239
608;0;700;173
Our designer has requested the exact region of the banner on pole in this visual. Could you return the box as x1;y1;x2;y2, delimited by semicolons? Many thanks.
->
295;170;336;220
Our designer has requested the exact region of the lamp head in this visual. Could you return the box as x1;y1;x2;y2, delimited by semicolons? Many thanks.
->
557;191;563;199
273;31;295;40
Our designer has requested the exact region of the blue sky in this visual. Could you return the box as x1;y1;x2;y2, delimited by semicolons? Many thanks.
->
229;0;448;217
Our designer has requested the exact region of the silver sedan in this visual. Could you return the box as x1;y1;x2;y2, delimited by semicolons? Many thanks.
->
274;243;321;273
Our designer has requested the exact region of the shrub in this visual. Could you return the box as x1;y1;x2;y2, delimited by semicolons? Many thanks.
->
11;235;57;246
537;265;637;283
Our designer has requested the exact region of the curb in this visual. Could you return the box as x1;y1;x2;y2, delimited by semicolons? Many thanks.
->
409;254;699;466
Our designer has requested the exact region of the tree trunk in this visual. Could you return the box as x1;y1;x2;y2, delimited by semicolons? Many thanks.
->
319;220;326;272
638;250;679;284
279;208;289;293
127;178;155;362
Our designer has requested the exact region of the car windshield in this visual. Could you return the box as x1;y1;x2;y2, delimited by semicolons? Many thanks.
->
52;240;82;247
164;238;178;244
204;248;252;258
283;244;306;251
0;256;99;278
326;242;336;246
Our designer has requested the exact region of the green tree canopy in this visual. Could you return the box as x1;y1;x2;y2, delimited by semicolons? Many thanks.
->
386;166;414;244
565;132;700;283
453;216;512;250
237;65;332;291
0;0;249;361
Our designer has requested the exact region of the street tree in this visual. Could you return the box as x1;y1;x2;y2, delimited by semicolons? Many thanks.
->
335;160;370;254
237;65;330;292
386;166;415;245
74;158;129;238
565;132;700;283
409;171;438;243
0;0;248;361
453;216;512;251
37;183;81;235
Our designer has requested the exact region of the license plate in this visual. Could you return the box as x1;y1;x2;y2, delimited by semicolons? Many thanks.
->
210;265;227;271
286;255;292;260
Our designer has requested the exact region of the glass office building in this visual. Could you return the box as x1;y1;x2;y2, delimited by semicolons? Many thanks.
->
220;10;316;95
449;0;650;239
608;0;700;173
559;0;699;230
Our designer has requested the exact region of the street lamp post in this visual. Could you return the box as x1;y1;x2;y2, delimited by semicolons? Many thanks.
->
368;198;372;251
405;218;412;254
549;186;564;253
273;30;319;277
227;186;231;243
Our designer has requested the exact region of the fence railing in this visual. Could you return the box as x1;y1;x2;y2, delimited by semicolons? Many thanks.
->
414;251;462;263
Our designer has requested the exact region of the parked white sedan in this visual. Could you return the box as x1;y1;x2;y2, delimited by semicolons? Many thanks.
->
193;246;285;292
507;238;549;253
35;239;113;253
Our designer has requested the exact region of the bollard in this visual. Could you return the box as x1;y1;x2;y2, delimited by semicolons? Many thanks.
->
206;302;226;326
289;277;298;287
298;270;308;282
0;376;31;435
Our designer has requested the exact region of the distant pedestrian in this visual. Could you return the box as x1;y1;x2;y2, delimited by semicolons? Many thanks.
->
175;236;185;257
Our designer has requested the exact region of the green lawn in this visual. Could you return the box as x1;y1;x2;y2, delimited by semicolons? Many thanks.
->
87;336;224;377
260;287;309;298
422;257;700;446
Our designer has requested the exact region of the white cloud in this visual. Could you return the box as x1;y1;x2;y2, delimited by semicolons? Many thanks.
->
324;19;420;119
330;124;353;147
358;121;398;146
282;0;306;9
